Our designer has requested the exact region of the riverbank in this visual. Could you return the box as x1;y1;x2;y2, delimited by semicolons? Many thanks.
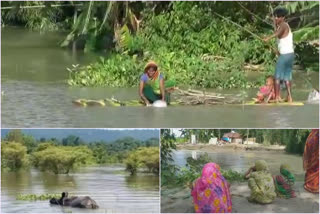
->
177;143;286;152
161;181;319;213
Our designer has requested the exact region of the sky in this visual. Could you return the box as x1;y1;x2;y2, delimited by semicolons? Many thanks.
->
1;129;159;142
172;128;182;137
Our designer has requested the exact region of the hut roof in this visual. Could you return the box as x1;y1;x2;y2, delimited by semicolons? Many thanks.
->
223;132;242;138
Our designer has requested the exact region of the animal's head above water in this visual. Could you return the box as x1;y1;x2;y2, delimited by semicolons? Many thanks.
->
49;192;68;205
62;192;68;198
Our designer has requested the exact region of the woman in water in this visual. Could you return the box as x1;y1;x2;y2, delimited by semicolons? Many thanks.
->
139;61;175;106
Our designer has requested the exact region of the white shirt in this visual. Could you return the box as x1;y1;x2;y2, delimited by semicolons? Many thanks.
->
277;23;294;54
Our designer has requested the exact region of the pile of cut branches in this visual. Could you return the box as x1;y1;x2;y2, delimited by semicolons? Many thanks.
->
173;89;243;105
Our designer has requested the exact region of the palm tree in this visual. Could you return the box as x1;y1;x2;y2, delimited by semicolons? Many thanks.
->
60;1;144;51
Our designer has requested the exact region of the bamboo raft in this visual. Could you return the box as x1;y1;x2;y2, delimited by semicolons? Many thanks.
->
72;89;304;107
72;98;144;107
72;89;244;107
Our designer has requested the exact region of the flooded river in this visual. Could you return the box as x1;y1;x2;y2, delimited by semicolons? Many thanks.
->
172;149;305;181
1;165;159;213
1;27;318;128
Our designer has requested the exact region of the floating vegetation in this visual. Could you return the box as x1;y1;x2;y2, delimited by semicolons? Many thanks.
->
221;169;246;182
16;193;72;201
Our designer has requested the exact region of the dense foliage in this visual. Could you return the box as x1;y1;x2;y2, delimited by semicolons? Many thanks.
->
125;147;159;175
1;130;159;174
2;1;318;89
160;129;178;186
1;142;29;171
32;144;95;174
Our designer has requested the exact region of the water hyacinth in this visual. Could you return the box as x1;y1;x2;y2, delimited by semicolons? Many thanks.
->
16;193;72;201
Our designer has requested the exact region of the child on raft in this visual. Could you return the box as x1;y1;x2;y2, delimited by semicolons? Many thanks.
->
263;7;295;103
139;61;175;106
256;75;276;103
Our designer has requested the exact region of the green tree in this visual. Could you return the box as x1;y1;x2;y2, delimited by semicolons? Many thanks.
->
125;147;159;175
22;135;37;153
32;145;94;174
4;130;37;153
62;135;84;146
4;129;24;143
1;142;28;171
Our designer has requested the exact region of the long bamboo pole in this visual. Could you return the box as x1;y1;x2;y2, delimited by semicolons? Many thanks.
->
213;11;278;53
213;11;264;40
237;2;274;28
1;4;83;10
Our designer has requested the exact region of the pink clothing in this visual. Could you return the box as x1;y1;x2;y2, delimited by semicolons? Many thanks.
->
191;163;232;213
260;86;272;96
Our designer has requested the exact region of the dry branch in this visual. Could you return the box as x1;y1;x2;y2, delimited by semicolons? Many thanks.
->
173;89;242;105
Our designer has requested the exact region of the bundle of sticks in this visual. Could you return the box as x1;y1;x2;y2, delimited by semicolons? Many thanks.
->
173;89;243;105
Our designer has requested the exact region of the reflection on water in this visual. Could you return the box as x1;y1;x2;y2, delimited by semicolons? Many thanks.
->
125;174;159;191
173;150;305;181
1;166;159;213
1;27;319;128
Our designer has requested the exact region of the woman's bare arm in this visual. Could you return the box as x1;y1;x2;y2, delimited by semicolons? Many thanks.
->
159;79;165;101
139;81;150;105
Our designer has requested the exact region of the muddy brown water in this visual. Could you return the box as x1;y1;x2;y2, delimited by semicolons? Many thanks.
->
1;27;318;128
172;149;305;181
1;165;159;213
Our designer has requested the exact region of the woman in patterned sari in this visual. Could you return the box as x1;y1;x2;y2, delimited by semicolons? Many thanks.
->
303;129;319;193
273;164;296;198
191;163;232;213
245;160;276;204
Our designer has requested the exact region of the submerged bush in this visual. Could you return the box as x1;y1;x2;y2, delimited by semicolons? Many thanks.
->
125;147;159;175
32;145;95;174
1;142;29;171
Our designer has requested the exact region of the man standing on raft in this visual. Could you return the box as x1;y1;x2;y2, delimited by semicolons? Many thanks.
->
263;8;295;103
139;61;175;106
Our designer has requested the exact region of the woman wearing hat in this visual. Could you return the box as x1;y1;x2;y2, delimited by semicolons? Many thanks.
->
139;61;175;106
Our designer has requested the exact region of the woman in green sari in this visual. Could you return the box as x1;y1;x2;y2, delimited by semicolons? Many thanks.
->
245;160;276;204
139;61;175;106
273;164;296;198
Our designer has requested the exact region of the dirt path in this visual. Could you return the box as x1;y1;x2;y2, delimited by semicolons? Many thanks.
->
161;182;319;213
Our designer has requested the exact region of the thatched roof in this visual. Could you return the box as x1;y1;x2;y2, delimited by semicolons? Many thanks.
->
223;132;242;139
